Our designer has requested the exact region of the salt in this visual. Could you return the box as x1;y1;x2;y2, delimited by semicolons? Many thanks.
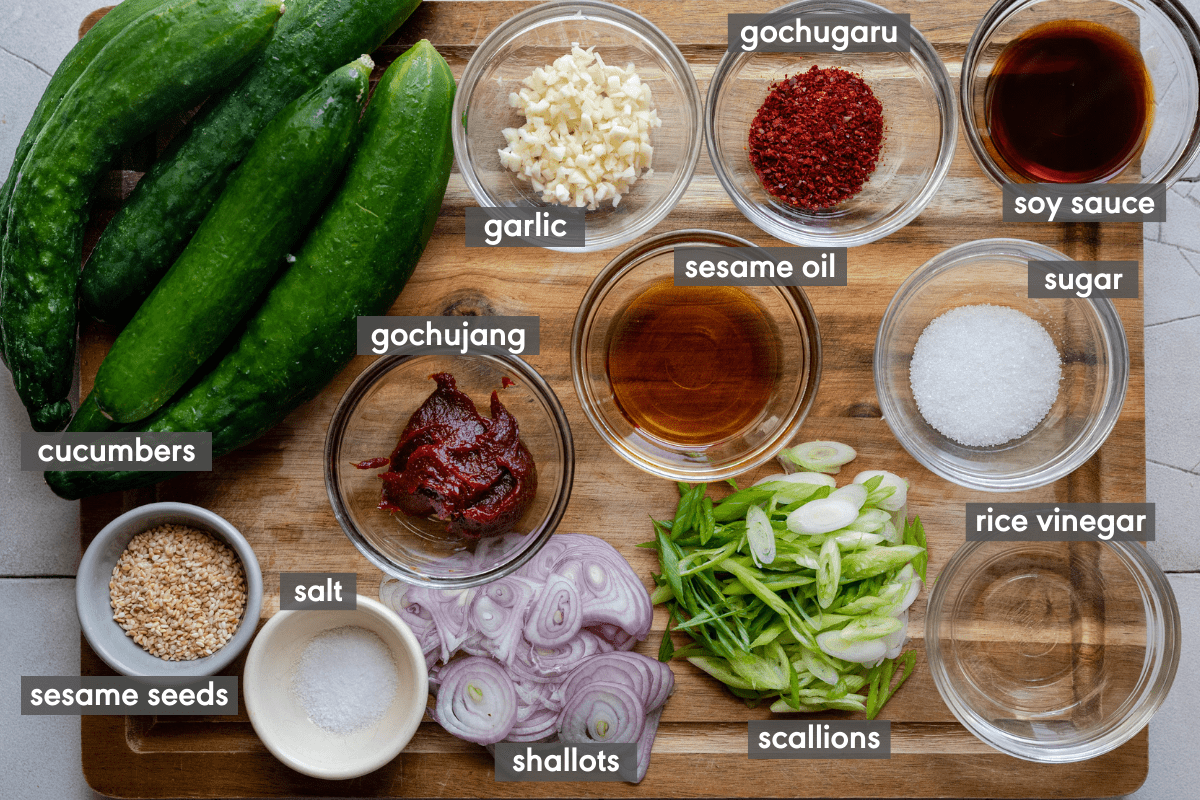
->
909;304;1062;447
292;626;398;735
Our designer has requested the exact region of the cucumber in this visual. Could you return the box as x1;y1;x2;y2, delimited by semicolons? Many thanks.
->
93;56;373;424
80;0;423;326
66;393;122;434
46;40;456;500
0;0;283;432
0;0;171;276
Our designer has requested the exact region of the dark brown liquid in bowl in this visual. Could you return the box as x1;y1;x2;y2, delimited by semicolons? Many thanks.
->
986;19;1152;183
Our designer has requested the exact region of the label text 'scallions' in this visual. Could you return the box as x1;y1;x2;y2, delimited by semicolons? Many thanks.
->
748;720;891;759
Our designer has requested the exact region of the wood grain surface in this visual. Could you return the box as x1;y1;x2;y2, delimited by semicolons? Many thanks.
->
78;0;1148;796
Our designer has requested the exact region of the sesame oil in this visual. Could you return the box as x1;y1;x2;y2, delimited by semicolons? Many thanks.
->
605;281;780;447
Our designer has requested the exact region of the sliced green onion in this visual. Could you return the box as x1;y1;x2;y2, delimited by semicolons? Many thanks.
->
848;508;891;532
787;498;859;535
828;483;868;511
834;531;885;550
800;646;839;686
839;614;903;642
782;441;857;474
746;504;775;568
817;628;888;664
651;442;925;718
853;470;908;512
841;545;924;582
816;538;841;608
755;471;837;488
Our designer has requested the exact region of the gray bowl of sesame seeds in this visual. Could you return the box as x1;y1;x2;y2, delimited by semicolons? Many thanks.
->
77;502;263;677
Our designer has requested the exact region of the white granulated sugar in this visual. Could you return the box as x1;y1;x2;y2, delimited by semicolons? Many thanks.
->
909;304;1062;447
292;626;398;735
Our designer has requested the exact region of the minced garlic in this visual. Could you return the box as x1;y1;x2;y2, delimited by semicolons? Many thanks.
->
498;44;661;210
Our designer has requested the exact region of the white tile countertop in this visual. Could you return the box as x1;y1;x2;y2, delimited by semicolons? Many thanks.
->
2;1;1200;798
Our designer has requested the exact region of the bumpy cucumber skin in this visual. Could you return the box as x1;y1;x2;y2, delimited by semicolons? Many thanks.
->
80;0;423;326
93;56;373;425
67;393;121;434
0;0;283;432
46;40;456;501
0;0;170;287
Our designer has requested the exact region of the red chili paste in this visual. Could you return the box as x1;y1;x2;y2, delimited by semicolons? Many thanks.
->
354;373;537;539
748;65;884;210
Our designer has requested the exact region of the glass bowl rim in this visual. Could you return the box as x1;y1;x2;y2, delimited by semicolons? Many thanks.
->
703;0;959;247
570;227;823;481
450;0;704;253
873;237;1130;492
924;539;1182;763
324;353;575;589
959;0;1200;187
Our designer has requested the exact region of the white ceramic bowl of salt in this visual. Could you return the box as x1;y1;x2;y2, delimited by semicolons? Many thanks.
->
875;238;1129;492
243;595;428;780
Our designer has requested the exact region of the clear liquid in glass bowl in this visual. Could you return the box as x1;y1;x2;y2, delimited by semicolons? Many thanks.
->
926;540;1180;762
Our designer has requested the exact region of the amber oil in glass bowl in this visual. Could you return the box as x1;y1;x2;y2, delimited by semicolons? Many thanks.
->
605;280;780;447
571;229;821;482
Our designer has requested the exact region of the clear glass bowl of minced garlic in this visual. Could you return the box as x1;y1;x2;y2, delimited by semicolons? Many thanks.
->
452;1;702;252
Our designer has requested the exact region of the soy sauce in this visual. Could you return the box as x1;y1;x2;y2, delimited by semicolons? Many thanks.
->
986;20;1152;183
605;281;779;447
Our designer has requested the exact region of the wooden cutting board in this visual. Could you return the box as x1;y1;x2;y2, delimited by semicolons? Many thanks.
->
78;0;1148;796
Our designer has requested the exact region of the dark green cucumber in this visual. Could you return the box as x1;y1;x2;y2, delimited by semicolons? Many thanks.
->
93;56;372;424
47;40;456;500
0;0;283;432
80;0;423;326
66;393;122;434
0;0;171;273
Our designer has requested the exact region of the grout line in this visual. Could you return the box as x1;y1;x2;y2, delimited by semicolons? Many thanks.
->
1147;458;1200;476
1146;311;1200;327
0;45;51;78
0;574;75;580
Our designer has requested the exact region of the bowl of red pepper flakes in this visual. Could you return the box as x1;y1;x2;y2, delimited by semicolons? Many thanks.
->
706;0;957;247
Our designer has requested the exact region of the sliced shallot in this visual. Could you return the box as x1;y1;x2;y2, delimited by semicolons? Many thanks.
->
434;656;518;745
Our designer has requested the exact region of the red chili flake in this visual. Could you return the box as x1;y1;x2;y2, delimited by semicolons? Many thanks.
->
501;376;515;388
748;65;884;211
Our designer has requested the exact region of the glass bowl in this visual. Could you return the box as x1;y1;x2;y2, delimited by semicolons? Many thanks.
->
961;0;1200;185
926;540;1180;762
874;239;1129;492
325;354;574;589
452;0;702;252
705;0;957;247
571;229;821;481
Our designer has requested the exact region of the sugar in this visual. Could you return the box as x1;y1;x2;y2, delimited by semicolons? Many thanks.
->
909;304;1062;447
291;625;398;736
